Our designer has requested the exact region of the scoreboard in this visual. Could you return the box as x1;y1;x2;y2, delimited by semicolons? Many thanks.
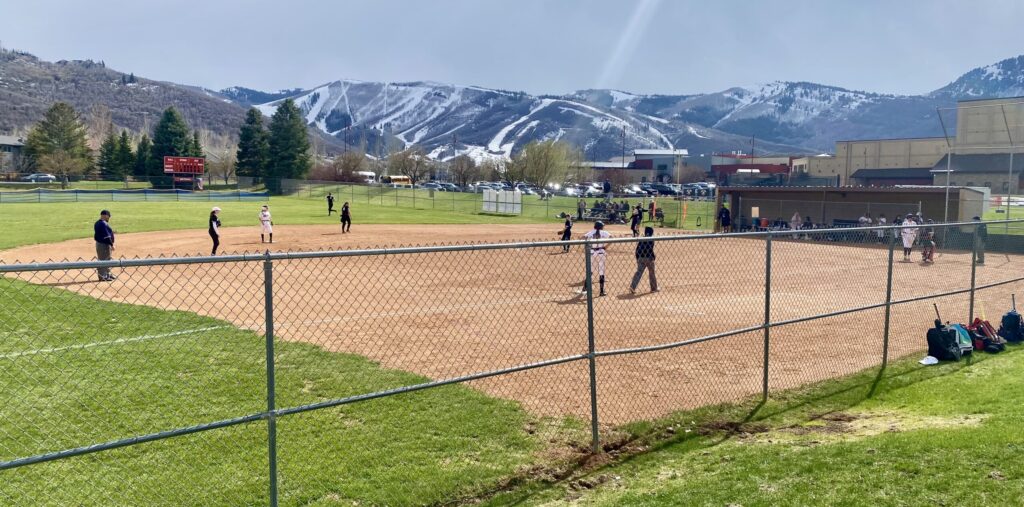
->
163;156;205;175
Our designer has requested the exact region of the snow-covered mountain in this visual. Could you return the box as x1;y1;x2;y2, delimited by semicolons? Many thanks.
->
236;54;1024;160
237;80;806;163
931;55;1024;99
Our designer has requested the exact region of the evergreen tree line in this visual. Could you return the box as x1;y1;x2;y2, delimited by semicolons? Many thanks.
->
23;102;208;184
234;100;311;194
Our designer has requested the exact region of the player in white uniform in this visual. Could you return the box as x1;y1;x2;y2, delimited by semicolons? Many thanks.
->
259;205;273;244
578;220;611;296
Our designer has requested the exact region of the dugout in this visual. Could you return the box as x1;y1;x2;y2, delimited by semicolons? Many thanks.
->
716;186;987;231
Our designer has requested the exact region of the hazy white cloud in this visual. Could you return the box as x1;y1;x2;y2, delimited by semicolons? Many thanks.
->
3;0;1023;96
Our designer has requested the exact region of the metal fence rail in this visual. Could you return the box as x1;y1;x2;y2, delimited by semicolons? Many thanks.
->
0;219;1022;505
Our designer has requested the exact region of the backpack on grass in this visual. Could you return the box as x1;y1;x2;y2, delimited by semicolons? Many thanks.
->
948;324;975;357
998;295;1024;344
968;318;1007;353
927;319;962;361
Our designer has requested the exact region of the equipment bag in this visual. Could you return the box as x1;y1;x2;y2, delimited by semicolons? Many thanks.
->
948;324;975;357
927;319;962;361
998;295;1024;343
970;318;1007;353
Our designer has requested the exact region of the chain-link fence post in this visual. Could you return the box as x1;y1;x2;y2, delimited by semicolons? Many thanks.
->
761;232;772;402
263;252;279;506
583;240;600;454
881;225;896;368
969;225;978;323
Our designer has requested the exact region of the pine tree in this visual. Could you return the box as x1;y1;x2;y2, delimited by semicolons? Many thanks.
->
190;131;204;157
23;102;93;178
236;108;269;179
266;99;311;193
134;135;152;178
150;107;191;185
97;131;118;179
114;130;134;179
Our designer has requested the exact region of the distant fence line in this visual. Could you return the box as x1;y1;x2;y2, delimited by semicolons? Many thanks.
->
0;189;269;203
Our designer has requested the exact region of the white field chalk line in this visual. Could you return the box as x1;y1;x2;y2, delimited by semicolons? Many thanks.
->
0;326;228;359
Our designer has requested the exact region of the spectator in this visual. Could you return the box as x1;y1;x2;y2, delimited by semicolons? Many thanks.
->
973;216;987;265
629;227;658;294
802;215;813;229
603;179;613;202
93;210;116;282
790;211;802;238
577;198;586;220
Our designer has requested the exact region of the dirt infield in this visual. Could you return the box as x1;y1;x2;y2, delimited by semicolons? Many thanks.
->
4;223;1022;424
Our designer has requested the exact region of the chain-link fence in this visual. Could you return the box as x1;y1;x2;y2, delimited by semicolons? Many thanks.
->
1;219;1022;504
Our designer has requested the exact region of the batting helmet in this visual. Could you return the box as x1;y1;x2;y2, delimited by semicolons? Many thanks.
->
595;221;605;229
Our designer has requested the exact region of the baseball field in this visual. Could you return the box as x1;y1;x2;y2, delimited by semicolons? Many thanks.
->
2;195;1023;505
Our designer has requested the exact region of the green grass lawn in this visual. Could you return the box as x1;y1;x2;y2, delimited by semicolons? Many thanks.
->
0;277;585;505
485;347;1024;506
0;185;719;250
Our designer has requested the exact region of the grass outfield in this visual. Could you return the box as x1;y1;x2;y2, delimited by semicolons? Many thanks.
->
0;277;586;505
0;197;559;250
486;347;1024;506
0;189;717;251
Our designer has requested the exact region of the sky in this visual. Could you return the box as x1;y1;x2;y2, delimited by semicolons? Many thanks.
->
4;0;1024;96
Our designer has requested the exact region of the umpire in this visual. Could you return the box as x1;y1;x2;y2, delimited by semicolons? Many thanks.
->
629;226;658;294
93;209;116;282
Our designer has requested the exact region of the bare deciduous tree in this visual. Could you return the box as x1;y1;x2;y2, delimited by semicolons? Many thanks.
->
449;154;479;187
387;146;430;184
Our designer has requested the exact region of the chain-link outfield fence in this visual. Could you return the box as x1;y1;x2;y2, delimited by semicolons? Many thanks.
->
1;219;1023;504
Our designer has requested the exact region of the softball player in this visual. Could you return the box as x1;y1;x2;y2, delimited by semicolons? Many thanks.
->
209;207;221;255
259;205;273;243
577;221;610;296
900;215;918;262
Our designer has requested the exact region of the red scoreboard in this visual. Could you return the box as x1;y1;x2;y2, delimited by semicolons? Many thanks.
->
163;156;205;175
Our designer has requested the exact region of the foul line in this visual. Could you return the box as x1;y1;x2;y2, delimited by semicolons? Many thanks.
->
0;326;229;360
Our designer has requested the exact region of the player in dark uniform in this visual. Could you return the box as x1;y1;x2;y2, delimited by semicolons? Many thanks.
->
718;206;732;233
209;207;222;255
561;215;573;252
629;207;642;237
340;202;351;233
921;219;936;263
327;193;336;215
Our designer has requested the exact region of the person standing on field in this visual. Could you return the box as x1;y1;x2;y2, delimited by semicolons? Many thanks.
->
577;198;586;220
209;207;222;255
259;204;273;244
341;202;351;233
718;206;732;233
561;215;573;252
629;227;658;294
900;214;917;262
630;207;642;237
93;209;116;282
973;216;987;265
326;192;335;216
578;221;611;297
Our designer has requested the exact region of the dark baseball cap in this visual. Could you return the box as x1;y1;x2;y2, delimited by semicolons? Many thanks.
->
100;210;111;216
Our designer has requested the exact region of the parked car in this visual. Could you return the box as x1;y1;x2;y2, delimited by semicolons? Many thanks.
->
619;185;646;197
440;183;461;192
21;173;57;183
557;186;579;197
650;183;678;195
422;182;443;190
